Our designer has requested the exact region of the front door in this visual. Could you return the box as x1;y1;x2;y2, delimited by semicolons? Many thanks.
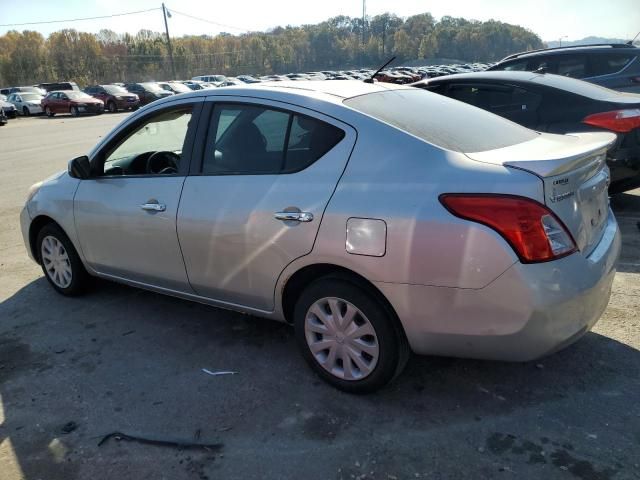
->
74;100;203;291
178;99;356;311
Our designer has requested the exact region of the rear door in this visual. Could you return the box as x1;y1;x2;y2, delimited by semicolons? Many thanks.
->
177;98;356;311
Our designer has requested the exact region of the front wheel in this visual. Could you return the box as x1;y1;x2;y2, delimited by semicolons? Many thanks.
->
294;277;410;393
70;106;79;117
23;106;30;116
45;106;54;117
37;223;90;296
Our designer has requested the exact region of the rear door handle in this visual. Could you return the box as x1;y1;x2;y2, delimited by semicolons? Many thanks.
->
274;211;314;222
140;202;166;212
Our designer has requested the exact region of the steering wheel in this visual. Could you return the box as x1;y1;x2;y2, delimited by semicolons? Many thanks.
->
146;151;179;174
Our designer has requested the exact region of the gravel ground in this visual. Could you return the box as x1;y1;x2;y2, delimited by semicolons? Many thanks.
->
1;114;639;480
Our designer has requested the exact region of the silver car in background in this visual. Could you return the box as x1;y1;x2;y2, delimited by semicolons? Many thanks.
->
7;92;44;116
21;81;621;392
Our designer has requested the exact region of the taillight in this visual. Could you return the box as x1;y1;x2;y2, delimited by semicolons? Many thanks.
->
583;109;640;133
439;194;576;263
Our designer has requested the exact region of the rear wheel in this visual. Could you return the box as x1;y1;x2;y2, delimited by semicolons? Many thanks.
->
36;223;90;296
22;106;30;116
294;277;410;393
108;101;117;113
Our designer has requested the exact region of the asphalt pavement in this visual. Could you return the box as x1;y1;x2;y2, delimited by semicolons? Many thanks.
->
1;113;639;480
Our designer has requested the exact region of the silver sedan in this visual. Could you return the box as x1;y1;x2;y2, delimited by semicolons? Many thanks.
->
8;92;43;115
20;81;621;392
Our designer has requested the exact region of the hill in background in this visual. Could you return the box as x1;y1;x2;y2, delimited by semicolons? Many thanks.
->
545;36;630;48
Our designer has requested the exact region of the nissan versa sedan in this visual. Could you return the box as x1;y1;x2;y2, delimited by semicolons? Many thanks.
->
21;81;621;393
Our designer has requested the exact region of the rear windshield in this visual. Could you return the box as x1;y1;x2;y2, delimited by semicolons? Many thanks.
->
343;89;537;153
67;91;92;100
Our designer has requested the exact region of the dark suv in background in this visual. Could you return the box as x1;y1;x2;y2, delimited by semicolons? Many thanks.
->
488;44;640;93
38;81;80;93
85;84;140;112
124;82;173;105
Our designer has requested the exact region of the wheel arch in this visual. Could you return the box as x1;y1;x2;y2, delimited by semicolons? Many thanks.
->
281;263;405;336
29;215;62;263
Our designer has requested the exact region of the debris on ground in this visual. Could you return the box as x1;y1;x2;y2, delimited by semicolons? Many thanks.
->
97;431;223;452
202;369;238;376
61;421;78;434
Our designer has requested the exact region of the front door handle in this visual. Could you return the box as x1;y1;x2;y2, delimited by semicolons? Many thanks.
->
274;211;314;222
140;202;166;212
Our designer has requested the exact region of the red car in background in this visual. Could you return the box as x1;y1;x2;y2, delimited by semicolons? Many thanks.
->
41;91;104;117
84;84;139;112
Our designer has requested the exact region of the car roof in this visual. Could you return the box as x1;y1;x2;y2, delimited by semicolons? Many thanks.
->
418;71;640;103
150;80;412;107
500;43;637;62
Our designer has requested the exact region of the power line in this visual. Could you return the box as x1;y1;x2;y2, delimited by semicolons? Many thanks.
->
165;7;247;32
0;8;161;27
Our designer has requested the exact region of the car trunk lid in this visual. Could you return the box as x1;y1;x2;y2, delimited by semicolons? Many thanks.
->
466;131;617;256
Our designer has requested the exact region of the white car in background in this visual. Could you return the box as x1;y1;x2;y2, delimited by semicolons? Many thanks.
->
8;92;44;116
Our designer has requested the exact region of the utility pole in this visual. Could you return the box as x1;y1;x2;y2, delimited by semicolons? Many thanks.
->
362;0;366;45
162;3;177;79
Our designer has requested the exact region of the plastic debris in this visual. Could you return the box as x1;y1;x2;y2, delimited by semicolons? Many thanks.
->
61;421;78;434
98;431;223;452
202;369;238;376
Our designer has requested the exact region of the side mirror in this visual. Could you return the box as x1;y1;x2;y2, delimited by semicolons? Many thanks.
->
68;155;91;179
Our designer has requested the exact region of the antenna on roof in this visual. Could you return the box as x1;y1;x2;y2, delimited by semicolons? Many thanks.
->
628;30;640;45
364;56;396;84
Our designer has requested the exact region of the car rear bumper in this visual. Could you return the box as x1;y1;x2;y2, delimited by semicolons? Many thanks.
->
116;99;140;108
376;209;621;361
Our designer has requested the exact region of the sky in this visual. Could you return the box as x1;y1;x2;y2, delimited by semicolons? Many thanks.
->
0;0;638;42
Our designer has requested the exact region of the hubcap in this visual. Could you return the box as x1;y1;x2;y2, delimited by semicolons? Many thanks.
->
305;297;379;381
41;236;72;288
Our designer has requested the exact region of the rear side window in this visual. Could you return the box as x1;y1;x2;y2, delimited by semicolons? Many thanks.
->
589;53;636;76
203;104;345;175
344;89;537;153
554;55;587;78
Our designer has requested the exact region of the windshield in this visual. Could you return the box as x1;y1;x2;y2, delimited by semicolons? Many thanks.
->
344;89;538;153
142;82;164;92
104;85;128;94
67;91;92;100
21;93;41;101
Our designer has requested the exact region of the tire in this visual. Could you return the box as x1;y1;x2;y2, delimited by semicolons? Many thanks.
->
45;106;54;117
131;105;139;111
108;101;117;113
23;106;30;116
70;106;79;117
36;223;90;296
294;276;410;393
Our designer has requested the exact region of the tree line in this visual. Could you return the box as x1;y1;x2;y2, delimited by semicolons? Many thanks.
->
0;13;544;87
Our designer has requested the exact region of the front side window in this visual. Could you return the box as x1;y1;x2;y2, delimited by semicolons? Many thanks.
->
203;104;345;175
101;107;193;176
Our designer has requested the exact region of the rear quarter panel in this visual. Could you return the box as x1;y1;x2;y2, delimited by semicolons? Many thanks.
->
281;114;545;291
